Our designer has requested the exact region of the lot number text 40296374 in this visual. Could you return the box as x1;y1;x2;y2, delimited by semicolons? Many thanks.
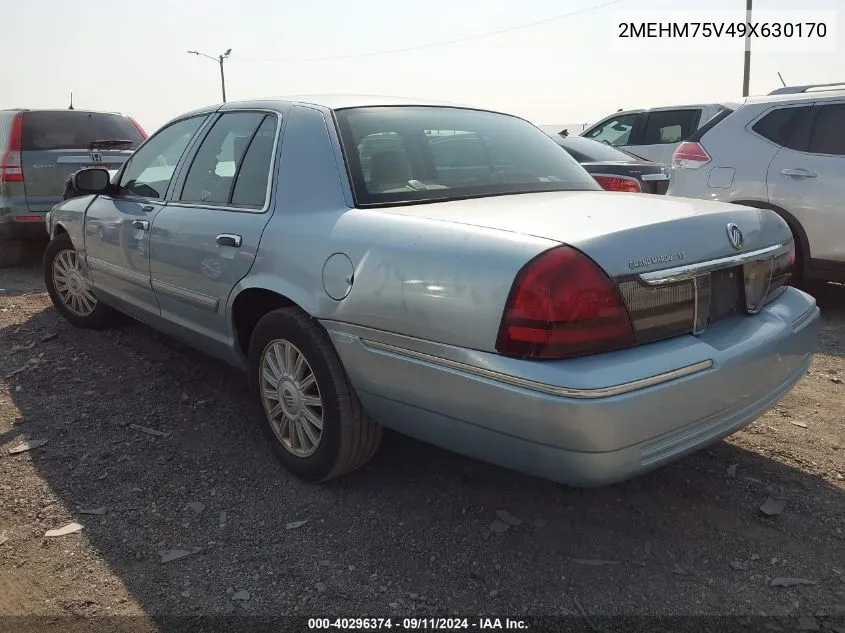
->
308;618;529;630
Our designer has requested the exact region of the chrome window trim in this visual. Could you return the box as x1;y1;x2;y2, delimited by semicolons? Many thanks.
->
360;338;714;400
171;109;283;215
638;242;791;286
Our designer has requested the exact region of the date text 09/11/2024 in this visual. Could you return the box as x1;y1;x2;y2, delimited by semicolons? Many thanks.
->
307;618;529;630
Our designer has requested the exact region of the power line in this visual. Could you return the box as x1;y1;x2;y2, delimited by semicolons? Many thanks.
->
232;0;627;64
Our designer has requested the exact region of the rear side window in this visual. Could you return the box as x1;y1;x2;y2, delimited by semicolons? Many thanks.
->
808;104;845;155
641;109;701;145
752;106;812;149
20;111;145;151
180;112;278;208
231;116;278;207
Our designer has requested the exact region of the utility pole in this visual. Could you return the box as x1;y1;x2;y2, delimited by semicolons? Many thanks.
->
188;48;232;103
742;0;752;97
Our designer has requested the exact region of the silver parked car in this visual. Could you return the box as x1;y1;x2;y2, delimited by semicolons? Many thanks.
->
43;96;819;486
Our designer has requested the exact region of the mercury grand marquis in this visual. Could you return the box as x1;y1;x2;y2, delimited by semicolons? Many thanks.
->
42;96;820;486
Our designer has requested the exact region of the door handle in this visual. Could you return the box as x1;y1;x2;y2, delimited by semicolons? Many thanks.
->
217;234;242;247
132;220;150;230
141;205;155;213
781;168;817;178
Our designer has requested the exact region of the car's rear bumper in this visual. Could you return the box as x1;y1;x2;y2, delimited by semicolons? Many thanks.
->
0;204;49;241
324;286;819;486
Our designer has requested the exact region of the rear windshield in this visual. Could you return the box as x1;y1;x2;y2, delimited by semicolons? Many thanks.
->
335;106;599;206
552;136;638;163
21;111;144;151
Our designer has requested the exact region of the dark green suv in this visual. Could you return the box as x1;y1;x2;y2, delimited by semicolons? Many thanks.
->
0;108;147;265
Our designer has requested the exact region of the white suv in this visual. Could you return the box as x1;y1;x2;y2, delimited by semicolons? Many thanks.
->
580;103;734;163
668;83;845;284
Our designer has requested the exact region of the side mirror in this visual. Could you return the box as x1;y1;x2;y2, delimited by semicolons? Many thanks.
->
72;167;111;194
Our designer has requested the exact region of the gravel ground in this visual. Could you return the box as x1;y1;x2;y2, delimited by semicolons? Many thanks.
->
0;250;843;629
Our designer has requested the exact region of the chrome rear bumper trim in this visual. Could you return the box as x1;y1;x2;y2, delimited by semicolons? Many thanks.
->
639;241;791;286
360;338;714;400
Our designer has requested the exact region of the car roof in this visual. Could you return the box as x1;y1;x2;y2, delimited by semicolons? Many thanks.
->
742;89;845;106
163;95;520;128
598;103;725;116
259;94;473;110
198;94;510;115
0;108;127;116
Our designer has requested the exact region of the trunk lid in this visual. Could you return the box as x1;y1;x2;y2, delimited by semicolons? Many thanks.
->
379;190;794;346
378;190;790;277
19;110;143;213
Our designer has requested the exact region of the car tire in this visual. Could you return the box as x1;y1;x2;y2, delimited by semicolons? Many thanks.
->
0;240;24;268
248;307;382;482
44;233;115;329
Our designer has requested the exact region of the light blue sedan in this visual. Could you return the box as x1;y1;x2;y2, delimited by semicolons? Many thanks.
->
43;96;819;486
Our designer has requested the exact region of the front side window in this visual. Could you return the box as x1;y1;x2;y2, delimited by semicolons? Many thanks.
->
584;114;638;146
808;104;845;156
335;107;598;206
118;116;207;199
180;112;277;207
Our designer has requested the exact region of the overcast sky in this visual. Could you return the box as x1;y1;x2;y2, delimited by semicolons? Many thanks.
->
2;0;842;133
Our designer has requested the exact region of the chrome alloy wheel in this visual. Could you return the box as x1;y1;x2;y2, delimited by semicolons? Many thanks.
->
52;250;98;317
259;339;324;457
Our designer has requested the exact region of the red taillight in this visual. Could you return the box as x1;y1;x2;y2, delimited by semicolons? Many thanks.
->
1;112;23;182
672;141;711;169
496;246;636;359
129;116;148;139
593;174;642;192
14;216;41;222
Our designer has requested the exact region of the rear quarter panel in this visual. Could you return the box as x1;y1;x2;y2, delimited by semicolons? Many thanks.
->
668;104;775;203
229;104;556;354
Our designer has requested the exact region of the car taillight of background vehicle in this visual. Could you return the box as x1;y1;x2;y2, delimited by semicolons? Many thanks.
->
129;117;148;140
0;113;24;182
496;245;636;359
672;142;711;169
592;175;642;193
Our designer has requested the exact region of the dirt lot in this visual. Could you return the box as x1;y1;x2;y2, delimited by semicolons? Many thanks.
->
0;251;844;630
